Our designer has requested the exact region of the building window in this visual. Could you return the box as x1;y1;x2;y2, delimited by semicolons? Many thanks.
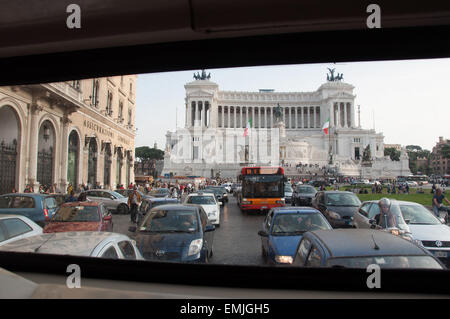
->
128;109;132;127
91;79;99;107
118;101;123;122
106;91;113;116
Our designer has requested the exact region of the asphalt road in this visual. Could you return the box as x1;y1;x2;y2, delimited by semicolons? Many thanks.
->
111;196;267;265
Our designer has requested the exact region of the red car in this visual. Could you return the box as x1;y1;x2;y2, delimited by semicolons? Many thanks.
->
43;202;113;233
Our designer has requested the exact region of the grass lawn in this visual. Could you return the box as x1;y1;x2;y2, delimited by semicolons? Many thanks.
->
355;193;433;207
323;186;435;206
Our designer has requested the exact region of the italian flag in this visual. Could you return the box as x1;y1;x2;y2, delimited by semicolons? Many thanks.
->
322;117;330;135
244;118;252;137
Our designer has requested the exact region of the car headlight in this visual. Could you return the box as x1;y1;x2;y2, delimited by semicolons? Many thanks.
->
188;238;203;256
413;239;423;246
328;210;341;219
276;199;285;204
208;211;217;217
242;199;252;205
275;255;293;264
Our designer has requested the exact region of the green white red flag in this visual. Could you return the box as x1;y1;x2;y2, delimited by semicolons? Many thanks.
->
322;117;330;135
244;117;252;137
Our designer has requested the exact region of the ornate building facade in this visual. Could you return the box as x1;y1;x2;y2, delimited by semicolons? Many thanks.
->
0;75;137;194
162;71;410;179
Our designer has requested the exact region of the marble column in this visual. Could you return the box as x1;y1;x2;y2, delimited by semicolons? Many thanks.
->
59;116;71;191
343;102;347;128
28;103;41;191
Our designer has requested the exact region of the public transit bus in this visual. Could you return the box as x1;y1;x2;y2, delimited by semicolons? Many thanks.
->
237;166;286;212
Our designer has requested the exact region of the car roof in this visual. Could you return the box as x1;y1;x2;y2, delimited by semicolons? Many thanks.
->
61;201;101;207
320;191;354;195
150;204;198;211
188;192;215;197
0;231;128;256
0;214;35;220
272;207;319;214
362;200;423;206
0;193;48;198
309;229;427;258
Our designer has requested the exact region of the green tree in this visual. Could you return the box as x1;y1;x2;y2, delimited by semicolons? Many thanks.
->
135;146;164;162
384;147;400;161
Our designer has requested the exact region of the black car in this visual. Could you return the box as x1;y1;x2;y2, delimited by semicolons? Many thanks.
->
312;191;361;228
129;204;215;263
292;229;445;269
309;180;329;188
203;188;226;204
293;185;317;206
205;186;228;203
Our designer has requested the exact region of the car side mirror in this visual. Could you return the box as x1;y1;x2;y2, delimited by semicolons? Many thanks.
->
258;230;269;237
205;225;215;232
128;226;137;233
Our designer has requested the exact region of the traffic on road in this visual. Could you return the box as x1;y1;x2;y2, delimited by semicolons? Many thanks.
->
0;166;449;270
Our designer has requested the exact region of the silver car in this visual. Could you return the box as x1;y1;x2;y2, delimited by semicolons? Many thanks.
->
0;214;43;247
354;200;450;266
0;231;144;260
84;190;129;214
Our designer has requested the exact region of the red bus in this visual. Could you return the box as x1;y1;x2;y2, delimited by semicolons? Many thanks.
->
237;166;286;212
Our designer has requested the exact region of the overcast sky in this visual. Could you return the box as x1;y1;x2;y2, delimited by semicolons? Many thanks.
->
135;58;450;151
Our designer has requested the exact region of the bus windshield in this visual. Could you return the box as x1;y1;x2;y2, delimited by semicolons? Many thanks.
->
242;175;284;198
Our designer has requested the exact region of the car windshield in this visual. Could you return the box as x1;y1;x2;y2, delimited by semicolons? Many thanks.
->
271;213;331;235
52;206;100;222
326;193;361;207
400;204;441;225
187;196;216;205
140;210;199;233
297;186;316;194
327;256;443;269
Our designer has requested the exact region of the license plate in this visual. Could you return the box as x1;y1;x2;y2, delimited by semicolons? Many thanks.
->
434;251;448;258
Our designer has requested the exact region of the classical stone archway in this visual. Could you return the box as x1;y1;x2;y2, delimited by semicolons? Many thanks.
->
0;106;20;194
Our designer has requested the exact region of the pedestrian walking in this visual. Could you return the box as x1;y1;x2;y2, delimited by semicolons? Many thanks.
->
128;186;142;223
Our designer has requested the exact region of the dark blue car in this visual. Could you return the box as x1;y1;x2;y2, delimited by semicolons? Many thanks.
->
130;204;215;263
0;193;59;227
258;207;332;265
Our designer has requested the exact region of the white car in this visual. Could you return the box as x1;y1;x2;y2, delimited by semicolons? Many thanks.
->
0;231;144;260
184;192;221;226
353;200;450;266
0;214;43;247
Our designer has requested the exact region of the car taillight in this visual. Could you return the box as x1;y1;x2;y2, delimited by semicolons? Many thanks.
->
44;208;49;220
